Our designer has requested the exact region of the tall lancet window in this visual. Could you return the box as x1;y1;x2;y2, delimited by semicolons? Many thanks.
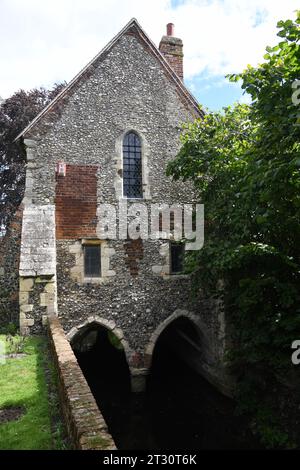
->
123;131;143;198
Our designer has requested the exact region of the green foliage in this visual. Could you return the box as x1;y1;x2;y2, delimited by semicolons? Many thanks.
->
5;334;26;355
167;12;300;448
0;336;53;449
235;377;293;449
107;330;124;350
0;322;18;336
41;337;69;450
0;335;67;449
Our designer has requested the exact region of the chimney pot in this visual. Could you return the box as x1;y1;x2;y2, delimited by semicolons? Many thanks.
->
167;23;174;36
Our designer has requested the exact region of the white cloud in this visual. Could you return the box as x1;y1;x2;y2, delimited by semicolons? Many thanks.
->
0;0;298;98
176;0;299;78
238;93;252;105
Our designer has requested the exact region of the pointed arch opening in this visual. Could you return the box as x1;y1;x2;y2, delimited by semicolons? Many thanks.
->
123;131;143;198
70;321;131;435
148;316;203;385
144;314;258;449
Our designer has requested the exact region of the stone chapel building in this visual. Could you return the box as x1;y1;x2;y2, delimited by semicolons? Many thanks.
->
0;19;230;393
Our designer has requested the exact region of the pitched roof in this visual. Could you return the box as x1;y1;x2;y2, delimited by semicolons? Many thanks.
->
16;18;203;141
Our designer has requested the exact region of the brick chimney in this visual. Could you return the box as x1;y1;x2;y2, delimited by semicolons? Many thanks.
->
159;23;183;80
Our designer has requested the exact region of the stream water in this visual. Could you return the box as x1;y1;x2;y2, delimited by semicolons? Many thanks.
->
74;326;261;450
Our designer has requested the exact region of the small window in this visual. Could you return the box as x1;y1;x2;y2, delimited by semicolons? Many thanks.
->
123;131;143;198
84;245;101;277
170;242;184;274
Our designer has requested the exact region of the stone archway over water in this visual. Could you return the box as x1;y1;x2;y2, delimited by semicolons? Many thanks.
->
145;309;205;369
69;318;132;406
67;316;132;362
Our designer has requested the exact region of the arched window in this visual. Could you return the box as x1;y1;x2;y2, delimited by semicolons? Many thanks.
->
123;131;143;198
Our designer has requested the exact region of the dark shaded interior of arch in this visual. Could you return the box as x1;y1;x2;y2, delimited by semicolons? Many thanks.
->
143;316;258;450
72;318;259;450
72;325;131;423
123;132;143;198
148;316;200;385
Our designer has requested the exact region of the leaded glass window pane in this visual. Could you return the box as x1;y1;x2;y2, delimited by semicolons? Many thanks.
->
123;132;143;198
84;245;101;277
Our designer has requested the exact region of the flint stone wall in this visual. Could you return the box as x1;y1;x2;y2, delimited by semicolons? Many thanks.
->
18;30;230;393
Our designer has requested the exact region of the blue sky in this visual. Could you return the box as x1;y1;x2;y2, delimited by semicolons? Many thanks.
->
186;73;247;111
171;0;186;8
171;0;251;109
0;0;299;111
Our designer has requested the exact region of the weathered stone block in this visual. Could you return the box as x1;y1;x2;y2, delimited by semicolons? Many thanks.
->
66;327;78;341
20;304;33;313
44;282;56;293
152;265;162;274
130;368;149;393
111;327;124;340
19;277;34;292
19;292;29;305
40;292;55;307
19;205;56;277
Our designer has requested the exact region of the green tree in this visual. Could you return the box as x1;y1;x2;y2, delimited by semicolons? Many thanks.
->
167;12;300;448
0;83;65;233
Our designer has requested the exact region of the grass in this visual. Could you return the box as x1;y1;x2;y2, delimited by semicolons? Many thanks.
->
0;334;67;450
